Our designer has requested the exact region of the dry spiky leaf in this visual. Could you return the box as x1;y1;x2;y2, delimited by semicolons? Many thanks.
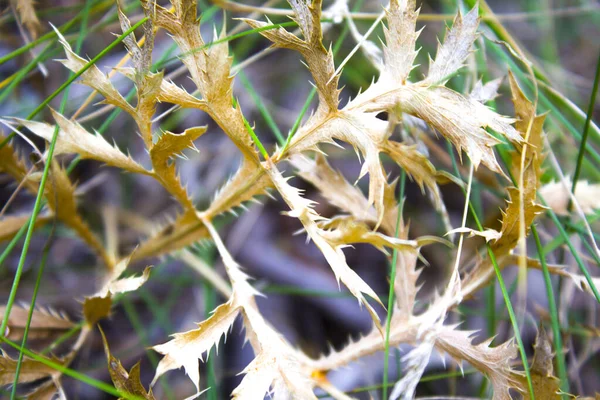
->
100;328;156;400
14;111;148;175
436;328;519;400
153;300;240;392
267;162;383;330
382;0;421;85
0;350;61;386
54;29;134;115
0;305;74;341
515;327;562;399
150;126;206;208
158;80;207;110
425;6;479;84
539;180;600;216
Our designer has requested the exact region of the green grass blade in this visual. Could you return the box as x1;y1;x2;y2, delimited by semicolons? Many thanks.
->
532;226;569;397
571;50;600;193
382;171;406;400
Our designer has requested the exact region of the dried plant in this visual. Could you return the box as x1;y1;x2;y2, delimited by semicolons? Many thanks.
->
1;0;599;399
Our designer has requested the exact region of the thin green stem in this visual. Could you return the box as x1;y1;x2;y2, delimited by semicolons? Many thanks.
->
382;171;406;399
532;226;569;397
571;50;600;193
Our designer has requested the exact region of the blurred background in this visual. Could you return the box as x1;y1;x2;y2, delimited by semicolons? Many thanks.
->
1;0;599;398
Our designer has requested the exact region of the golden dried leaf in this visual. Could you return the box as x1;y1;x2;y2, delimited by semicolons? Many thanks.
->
100;328;156;400
517;327;562;399
158;80;207;110
0;350;61;385
150;126;206;208
83;294;112;326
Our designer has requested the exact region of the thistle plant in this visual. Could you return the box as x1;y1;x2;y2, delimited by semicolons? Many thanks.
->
1;0;600;399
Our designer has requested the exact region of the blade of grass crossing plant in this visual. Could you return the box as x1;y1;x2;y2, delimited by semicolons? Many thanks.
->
0;337;141;399
486;246;536;399
572;50;600;193
10;224;55;399
0;0;110;66
382;171;406;400
237;70;285;145
1;14;148;361
447;140;535;398
532;227;569;397
0;43;55;100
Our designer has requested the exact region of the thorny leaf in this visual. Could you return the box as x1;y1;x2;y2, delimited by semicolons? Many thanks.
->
12;0;41;39
13;110;149;175
150;126;207;209
490;73;547;258
0;350;62;386
539;180;600;216
0;305;74;341
146;0;259;160
54;28;135;115
100;328;156;400
436;328;519;400
267;162;384;331
83;258;152;326
158;80;207;110
425;6;479;84
516;327;562;399
382;0;421;85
